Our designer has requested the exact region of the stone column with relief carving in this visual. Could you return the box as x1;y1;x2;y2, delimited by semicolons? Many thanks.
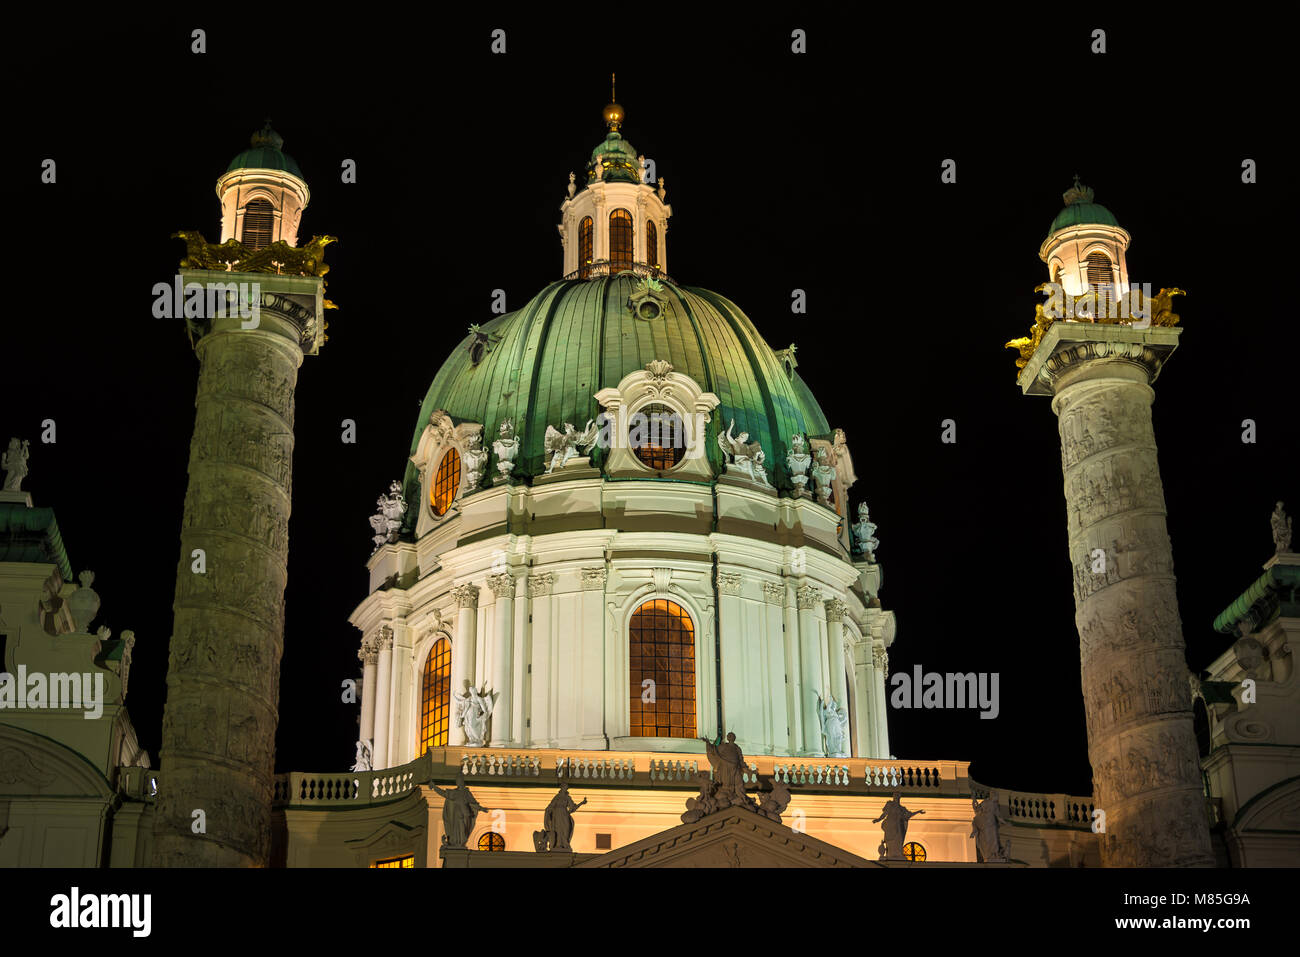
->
448;584;479;746
1019;322;1212;867
153;279;325;868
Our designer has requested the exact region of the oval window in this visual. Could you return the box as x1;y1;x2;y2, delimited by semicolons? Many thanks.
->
430;448;462;516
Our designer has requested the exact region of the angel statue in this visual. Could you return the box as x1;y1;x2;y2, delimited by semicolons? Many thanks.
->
717;420;769;486
810;446;837;506
462;430;489;491
493;419;521;477
819;694;849;758
543;419;600;473
368;480;406;552
851;502;880;561
351;739;372;772
455;684;494;746
2;437;30;491
787;433;812;495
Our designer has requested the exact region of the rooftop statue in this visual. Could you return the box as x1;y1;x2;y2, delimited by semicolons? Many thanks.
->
543;419;600;473
2;437;30;491
701;731;756;809
971;792;1011;863
1272;501;1293;555
810;446;836;506
718;420;769;486
432;771;487;849
873;790;924;861
462;430;489;491
455;685;494;747
534;783;587;852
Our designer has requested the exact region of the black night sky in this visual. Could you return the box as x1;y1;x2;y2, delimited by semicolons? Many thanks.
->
6;14;1294;801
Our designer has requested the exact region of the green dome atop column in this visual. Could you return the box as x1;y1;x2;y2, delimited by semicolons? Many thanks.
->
225;120;304;178
1047;175;1120;236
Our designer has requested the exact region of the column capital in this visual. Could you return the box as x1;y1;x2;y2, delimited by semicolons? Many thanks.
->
824;597;847;623
487;573;515;599
527;571;554;598
375;624;394;652
796;583;822;610
581;567;607;590
450;583;480;609
718;571;743;596
761;581;785;606
1018;322;1181;398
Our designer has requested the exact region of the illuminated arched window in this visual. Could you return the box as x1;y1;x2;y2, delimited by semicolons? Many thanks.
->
371;854;414;868
242;198;274;251
630;403;686;471
646;220;658;269
578;216;593;279
629;599;696;737
609;209;633;271
430;449;461;516
419;637;452;754
478;832;505;851
903;842;926;862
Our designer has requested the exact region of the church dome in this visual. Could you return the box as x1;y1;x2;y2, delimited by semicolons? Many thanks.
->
225;121;303;178
405;274;831;501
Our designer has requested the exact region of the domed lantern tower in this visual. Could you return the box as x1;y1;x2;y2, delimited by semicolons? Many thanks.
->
215;120;311;249
1039;177;1132;300
558;79;671;279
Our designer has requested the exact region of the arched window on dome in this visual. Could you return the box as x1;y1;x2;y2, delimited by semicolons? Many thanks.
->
418;636;452;755
646;220;658;270
629;599;696;738
578;217;593;279
609;209;633;272
430;448;461;517
241;198;274;251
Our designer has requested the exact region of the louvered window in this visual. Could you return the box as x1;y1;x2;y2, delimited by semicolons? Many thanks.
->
241;199;274;250
1085;252;1113;292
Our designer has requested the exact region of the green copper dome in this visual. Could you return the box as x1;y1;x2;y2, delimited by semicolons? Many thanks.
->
1047;201;1119;236
1047;177;1120;236
405;275;832;506
226;121;303;179
588;131;642;184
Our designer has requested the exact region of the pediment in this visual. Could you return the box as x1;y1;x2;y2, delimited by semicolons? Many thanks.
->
575;807;878;868
0;723;112;800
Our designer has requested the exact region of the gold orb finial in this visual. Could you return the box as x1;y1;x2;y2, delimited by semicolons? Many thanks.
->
603;72;623;131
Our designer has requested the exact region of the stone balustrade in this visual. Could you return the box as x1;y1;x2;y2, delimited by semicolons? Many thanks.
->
271;752;430;808
970;778;1096;830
